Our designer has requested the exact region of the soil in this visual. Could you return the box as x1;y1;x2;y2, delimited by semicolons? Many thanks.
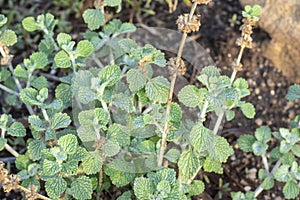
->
0;0;299;199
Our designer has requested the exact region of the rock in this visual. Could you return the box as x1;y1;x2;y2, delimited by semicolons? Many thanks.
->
240;0;300;83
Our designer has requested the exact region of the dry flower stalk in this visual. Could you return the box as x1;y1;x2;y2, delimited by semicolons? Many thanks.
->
177;14;201;34
192;0;212;4
167;57;186;76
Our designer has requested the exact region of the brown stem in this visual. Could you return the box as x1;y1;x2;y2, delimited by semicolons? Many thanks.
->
157;2;199;167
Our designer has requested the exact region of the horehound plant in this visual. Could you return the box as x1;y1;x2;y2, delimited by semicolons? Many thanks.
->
2;0;297;199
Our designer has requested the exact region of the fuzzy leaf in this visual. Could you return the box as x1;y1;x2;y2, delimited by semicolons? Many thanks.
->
82;150;103;175
274;165;290;182
76;40;94;57
7;122;26;137
22;17;39;32
55;83;72;104
283;180;299;199
51;112;71;130
54;50;71;68
43;159;61;176
28;139;46;161
31;76;48;90
254;126;271;143
28;115;46;131
58;134;78;155
178;85;205;108
56;33;72;47
164;148;181;163
261;177;274;190
83;9;105;31
178;149;201;182
29;52;48;69
203;156;223;173
0;29;17;46
197;66;220;87
286;84;300;101
117;191;133;200
118;23;136;34
70;176;93;200
233;78;250;98
77;86;96;104
188;180;205;196
20;87;41;106
0;14;7;27
170;102;182;122
45;176;67;198
104;167;135;187
240;102;255;118
190;124;214;154
98;65;122;86
126;69;147;93
225;110;235;121
133;177;155;200
107;123;130;147
237;134;256;153
209;136;234;162
252;141;268;156
145;76;169;104
103;140;120;157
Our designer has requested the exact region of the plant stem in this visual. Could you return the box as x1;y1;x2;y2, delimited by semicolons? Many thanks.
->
213;45;246;135
4;143;19;157
17;185;52;200
262;154;269;173
0;46;35;115
157;2;199;167
254;159;281;198
41;108;50;123
0;84;19;96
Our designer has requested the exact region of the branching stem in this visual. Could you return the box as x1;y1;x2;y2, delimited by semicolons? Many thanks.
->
158;2;199;167
0;84;19;96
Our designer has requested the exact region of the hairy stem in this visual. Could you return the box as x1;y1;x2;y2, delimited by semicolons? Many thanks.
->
254;159;281;198
213;45;246;135
262;154;269;173
17;185;52;200
4;143;19;157
158;2;199;167
0;84;19;96
41;108;50;123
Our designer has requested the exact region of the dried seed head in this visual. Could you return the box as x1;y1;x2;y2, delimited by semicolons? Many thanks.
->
232;59;243;71
167;57;186;76
25;185;39;200
2;174;21;192
177;14;201;34
192;0;212;4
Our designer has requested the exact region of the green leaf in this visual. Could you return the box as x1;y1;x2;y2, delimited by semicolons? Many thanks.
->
283;180;299;199
98;65;122;86
133;177;155;200
45;176;67;198
55;83;72;104
31;76;48;90
107;123;130;147
170;102;182;122
56;33;72;47
118;38;137;53
209;136;234;163
203;156;223;173
103;140;121;157
291;145;300;157
261;177;274;190
82;150;103;175
286;84;300;101
118;23;136;34
153;168;176;185
28;115;46;131
178;149;201;182
54;50;71;69
280;141;292;154
61;160;78;175
165;148;181;163
0;29;17;46
77;86;97;104
43;159;61;176
22;17;39;32
0;14;7;27
0;138;7;151
252;5;262;16
156;180;171;198
190;124;214;154
233;78;250;98
15;154;30;170
20;87;41;106
274;165;291;182
51;112;71;130
252;141;268;156
7;122;26;137
83;9;105;31
0;69;11;81
104;167;135;187
104;0;122;7
225;109;235;121
240;102;255;118
237;134;256;153
29;52;48;69
58;134;78;155
76;40;94;57
145;76;170;104
197;66;220;87
126;69;147;93
254;126;271;143
117;191;133;200
188;180;205;196
28;139;46;161
70;176;93;200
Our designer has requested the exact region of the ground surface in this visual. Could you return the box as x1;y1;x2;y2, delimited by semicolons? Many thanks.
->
0;0;299;199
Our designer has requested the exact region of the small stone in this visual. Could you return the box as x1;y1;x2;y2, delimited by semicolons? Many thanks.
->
270;90;275;95
244;186;251;191
255;118;263;126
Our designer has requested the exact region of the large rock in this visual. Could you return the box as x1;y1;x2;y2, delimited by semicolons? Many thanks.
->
240;0;300;83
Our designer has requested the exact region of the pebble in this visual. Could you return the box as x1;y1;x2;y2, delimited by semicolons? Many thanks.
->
255;118;263;126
